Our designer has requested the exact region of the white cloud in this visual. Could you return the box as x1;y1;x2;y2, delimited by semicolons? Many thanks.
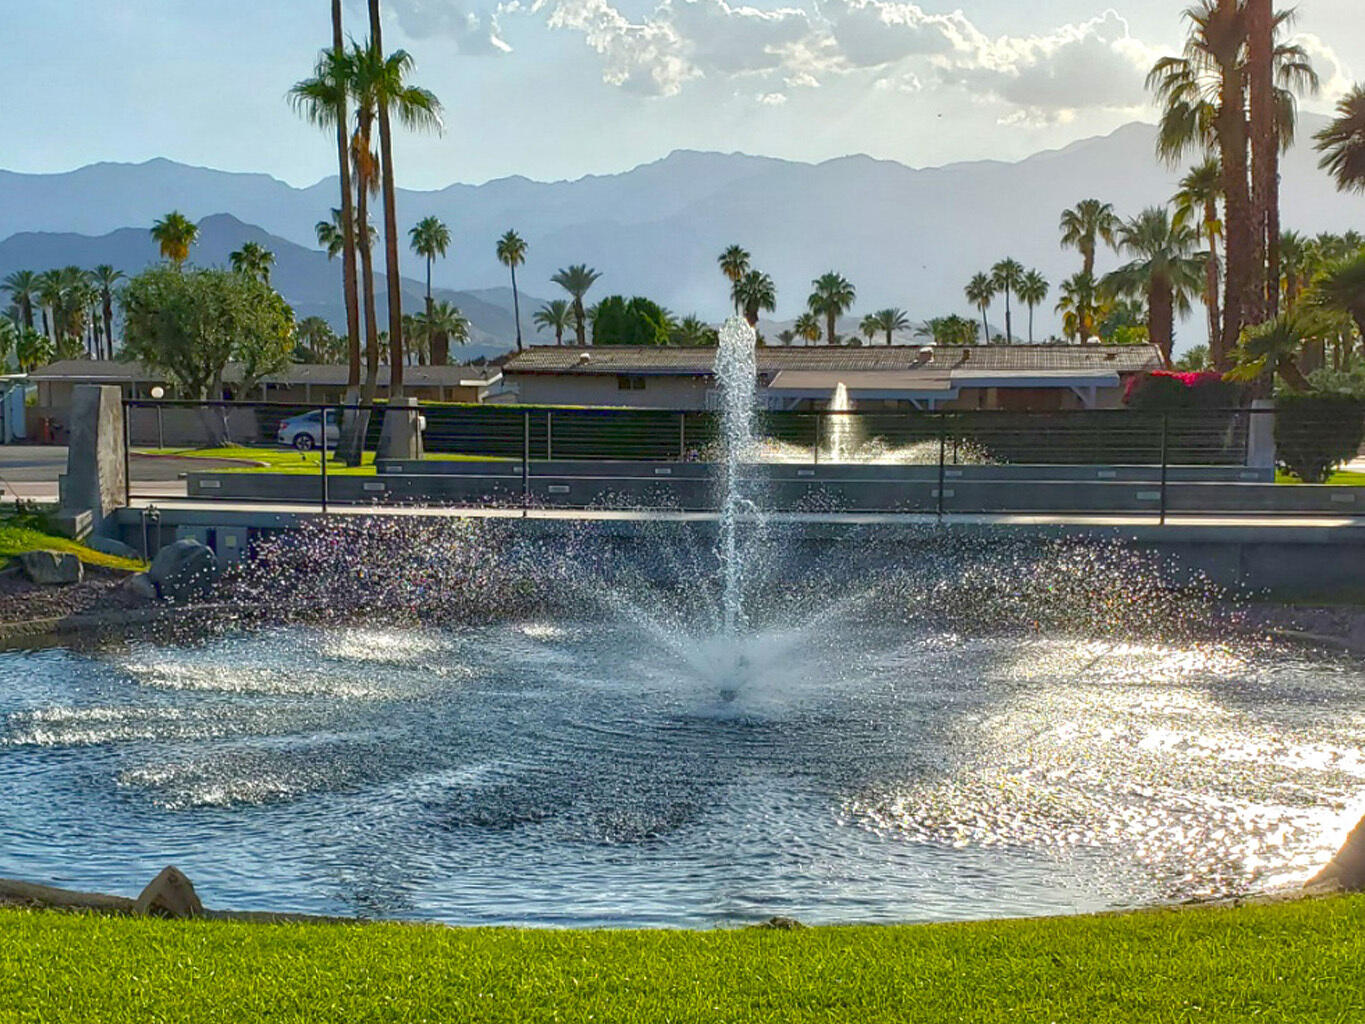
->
1293;32;1353;106
756;91;788;104
386;0;513;53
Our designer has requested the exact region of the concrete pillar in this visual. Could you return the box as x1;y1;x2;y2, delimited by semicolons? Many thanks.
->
57;384;127;538
1247;398;1275;470
377;397;424;460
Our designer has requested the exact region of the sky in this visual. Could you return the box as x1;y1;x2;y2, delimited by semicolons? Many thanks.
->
2;0;1360;188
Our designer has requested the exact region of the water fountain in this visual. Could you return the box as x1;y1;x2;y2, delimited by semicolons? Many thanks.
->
825;382;858;464
713;317;759;634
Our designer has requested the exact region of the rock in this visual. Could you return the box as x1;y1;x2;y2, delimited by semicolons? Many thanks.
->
148;539;218;603
87;535;142;561
753;916;805;930
1306;814;1365;892
123;572;159;602
18;550;84;585
134;866;204;919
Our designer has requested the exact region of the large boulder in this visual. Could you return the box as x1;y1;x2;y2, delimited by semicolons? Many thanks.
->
133;866;204;919
18;550;84;586
1307;814;1365;892
86;535;142;561
148;539;218;603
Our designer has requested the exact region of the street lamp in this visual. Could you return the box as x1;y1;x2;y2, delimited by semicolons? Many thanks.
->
150;386;166;449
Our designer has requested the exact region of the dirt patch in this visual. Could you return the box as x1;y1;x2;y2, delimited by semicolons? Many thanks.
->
0;567;146;628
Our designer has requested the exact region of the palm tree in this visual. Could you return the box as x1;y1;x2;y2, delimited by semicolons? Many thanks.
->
291;0;362;399
1102;207;1206;367
718;246;751;312
1016;271;1049;343
533;299;574;345
1059;200;1120;278
858;314;878;345
965;272;996;343
408;216;451;325
1;270;38;332
551;265;601;345
733;270;776;329
413;299;468;365
1312;252;1365;341
1278;231;1310;311
1173;158;1225;361
151;211;198;266
808;272;855;344
352;13;443;397
1226;311;1313;390
229;242;275;284
1056;272;1100;343
496;230;528;353
92;265;123;359
869;307;910;345
34;270;63;341
673;315;717;347
991;259;1025;344
1317;85;1365;194
793;312;821;345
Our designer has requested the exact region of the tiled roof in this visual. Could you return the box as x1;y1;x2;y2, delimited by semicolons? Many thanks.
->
26;360;500;387
503;344;1162;376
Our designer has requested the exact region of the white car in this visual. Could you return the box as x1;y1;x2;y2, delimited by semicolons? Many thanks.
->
276;410;339;450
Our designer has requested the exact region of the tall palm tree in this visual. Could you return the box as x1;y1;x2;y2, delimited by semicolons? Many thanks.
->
34;270;63;341
408;216;450;323
1102;207;1206;367
229;241;275;284
965;272;995;343
991;259;1025;344
496;230;528;353
291;12;362;398
734;270;776;329
411;299;468;365
1278;231;1310;310
869;307;910;346
1173;158;1225;360
808;272;855;344
858;314;879;345
1312;251;1365;341
793;312;821;345
533;299;574;345
1316;85;1365;194
551;264;602;345
1056;272;1100;343
1;270;38;331
92;265;123;359
1017;271;1049;343
718;245;751;312
150;211;198;266
1059;200;1121;278
353;12;443;397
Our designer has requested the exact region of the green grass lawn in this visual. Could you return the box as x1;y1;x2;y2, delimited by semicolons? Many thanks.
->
1276;469;1365;486
1;897;1363;1022
0;520;143;571
137;447;502;476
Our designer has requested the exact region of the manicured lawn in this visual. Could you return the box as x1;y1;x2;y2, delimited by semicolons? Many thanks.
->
1276;469;1365;486
1;897;1363;1022
137;447;502;477
0;520;143;571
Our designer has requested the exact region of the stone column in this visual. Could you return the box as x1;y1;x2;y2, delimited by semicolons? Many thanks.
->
1247;398;1275;470
377;397;424;461
56;384;127;538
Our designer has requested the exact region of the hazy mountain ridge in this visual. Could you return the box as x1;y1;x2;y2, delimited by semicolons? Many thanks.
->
2;118;1361;343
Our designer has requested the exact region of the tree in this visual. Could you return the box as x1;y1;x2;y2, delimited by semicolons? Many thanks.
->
1056;272;1101;343
917;315;979;347
2;270;38;331
1317;85;1365;194
733;270;776;329
496;230;528;354
591;296;671;346
1312;252;1365;340
92;265;124;359
990;259;1025;345
1059;200;1120;278
229;242;275;284
1016;271;1049;344
551;264;602;345
296;316;343;363
808;272;855;344
15;325;53;372
1278;230;1311;310
673;315;718;347
964;272;996;344
793;312;821;344
869;307;910;345
408;216;451;327
1102;207;1206;367
718;246;750;312
532;299;573;345
1174;158;1225;358
1173;344;1211;371
859;314;879;345
411;299;469;364
120;266;295;442
1225;311;1314;390
150;211;198;266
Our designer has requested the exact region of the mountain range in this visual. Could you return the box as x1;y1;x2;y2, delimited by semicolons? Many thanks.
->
2;117;1362;351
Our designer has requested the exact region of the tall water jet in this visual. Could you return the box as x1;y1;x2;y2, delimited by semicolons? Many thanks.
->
826;381;856;463
713;316;759;633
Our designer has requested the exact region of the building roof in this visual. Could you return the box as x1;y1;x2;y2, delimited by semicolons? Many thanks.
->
26;360;501;388
503;344;1162;377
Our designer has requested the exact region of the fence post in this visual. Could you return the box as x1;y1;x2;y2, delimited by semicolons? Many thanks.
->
122;399;132;506
813;413;822;466
1159;412;1168;526
319;406;329;514
522;410;531;513
678;412;686;460
546;410;554;462
937;412;947;517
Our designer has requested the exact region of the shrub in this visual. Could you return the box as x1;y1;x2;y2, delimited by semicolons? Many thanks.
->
1275;391;1365;483
1124;370;1243;411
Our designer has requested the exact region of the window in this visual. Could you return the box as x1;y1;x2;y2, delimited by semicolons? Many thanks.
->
616;375;647;390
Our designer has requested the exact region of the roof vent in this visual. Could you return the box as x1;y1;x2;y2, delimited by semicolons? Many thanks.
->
577;352;591;364
1104;352;1116;361
960;349;971;363
917;346;935;363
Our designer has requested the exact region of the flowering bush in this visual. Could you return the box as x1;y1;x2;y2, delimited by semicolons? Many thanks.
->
1124;370;1243;411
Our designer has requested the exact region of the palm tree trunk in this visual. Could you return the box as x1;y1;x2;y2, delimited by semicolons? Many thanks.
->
1247;0;1275;321
425;256;433;319
980;307;989;344
1003;291;1012;345
574;299;586;346
357;181;380;401
368;0;405;398
1217;3;1255;367
1150;280;1175;368
510;264;523;353
102;295;114;359
885;329;892;346
1204;208;1223;359
1027;304;1035;343
826;311;836;345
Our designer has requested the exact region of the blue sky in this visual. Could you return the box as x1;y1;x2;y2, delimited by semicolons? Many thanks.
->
3;1;1359;187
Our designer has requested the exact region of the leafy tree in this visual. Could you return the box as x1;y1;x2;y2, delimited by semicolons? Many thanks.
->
718;246;750;312
15;325;52;372
1317;85;1365;194
229;242;275;284
591;296;670;346
408;216;451;322
1017;271;1049;344
496;230;528;353
964;272;995;344
151;211;198;266
1103;207;1206;366
733;270;776;329
533;300;573;346
0;316;15;366
1059;200;1120;278
917;315;979;347
793;312;821;344
673;315;718;346
120;265;295;402
552;264;602;346
1273;389;1365;482
808;272;855;344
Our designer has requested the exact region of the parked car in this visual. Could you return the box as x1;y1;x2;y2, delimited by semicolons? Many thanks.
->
276;410;339;450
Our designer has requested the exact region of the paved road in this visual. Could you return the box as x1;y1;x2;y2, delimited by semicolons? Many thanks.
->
0;445;228;502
